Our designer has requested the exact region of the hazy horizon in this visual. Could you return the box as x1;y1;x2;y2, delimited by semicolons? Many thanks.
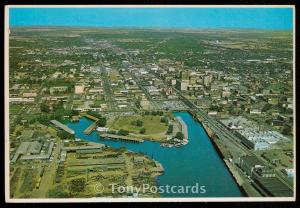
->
9;25;293;31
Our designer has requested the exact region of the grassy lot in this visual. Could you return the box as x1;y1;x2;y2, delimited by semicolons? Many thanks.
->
108;115;168;138
260;149;293;169
10;167;21;198
108;70;119;82
10;104;23;114
19;168;37;194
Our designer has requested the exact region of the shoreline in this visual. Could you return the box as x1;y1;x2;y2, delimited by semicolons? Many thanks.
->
188;110;248;197
175;116;189;141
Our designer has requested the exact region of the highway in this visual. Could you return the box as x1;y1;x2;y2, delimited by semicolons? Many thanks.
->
100;70;117;111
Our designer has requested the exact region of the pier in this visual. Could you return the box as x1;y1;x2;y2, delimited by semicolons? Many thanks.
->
176;117;188;140
50;120;75;134
81;113;99;135
100;133;144;143
80;113;99;122
83;122;98;135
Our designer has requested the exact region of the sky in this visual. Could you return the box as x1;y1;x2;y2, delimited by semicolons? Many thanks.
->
9;7;293;30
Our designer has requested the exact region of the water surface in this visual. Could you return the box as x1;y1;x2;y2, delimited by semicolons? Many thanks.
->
67;112;242;197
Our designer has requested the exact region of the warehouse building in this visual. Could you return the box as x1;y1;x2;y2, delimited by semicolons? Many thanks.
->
239;155;293;197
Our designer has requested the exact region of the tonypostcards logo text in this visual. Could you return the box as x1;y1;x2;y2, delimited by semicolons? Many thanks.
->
94;182;206;195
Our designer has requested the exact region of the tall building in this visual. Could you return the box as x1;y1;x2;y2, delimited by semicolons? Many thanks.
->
176;80;189;91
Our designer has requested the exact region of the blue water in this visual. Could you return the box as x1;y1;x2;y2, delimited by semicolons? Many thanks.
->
67;112;242;197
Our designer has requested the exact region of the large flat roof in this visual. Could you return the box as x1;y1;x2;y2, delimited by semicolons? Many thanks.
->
255;176;293;197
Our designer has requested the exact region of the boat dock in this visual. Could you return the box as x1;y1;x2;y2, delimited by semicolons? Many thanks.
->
100;133;144;143
50;120;75;134
83;122;98;135
81;113;99;122
81;113;99;135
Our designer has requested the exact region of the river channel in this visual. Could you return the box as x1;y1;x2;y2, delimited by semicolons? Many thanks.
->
67;112;242;197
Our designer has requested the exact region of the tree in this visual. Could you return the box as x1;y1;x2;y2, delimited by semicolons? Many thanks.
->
118;129;129;136
118;146;127;153
28;116;37;124
38;114;49;125
108;130;116;134
175;132;184;140
64;109;73;117
87;111;102;119
160;116;168;124
282;125;292;135
53;101;64;111
262;103;272;112
131;120;143;127
241;104;245;111
140;127;146;134
48;185;70;198
53;107;66;120
136;120;143;127
167;125;173;134
98;117;107;127
57;130;74;140
72;110;79;116
286;108;293;114
40;103;50;113
87;111;107;126
151;111;158;116
69;178;86;193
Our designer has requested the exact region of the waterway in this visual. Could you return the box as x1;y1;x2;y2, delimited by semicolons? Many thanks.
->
67;112;242;197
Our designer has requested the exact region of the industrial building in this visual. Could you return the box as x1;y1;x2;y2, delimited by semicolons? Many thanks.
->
221;116;288;150
61;143;105;152
239;155;293;197
59;141;105;162
11;141;54;163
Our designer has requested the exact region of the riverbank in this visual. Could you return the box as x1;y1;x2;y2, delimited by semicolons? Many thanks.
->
176;117;188;140
192;112;249;197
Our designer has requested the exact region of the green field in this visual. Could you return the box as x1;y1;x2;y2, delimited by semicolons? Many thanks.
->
108;115;168;137
260;148;293;169
9;104;23;114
